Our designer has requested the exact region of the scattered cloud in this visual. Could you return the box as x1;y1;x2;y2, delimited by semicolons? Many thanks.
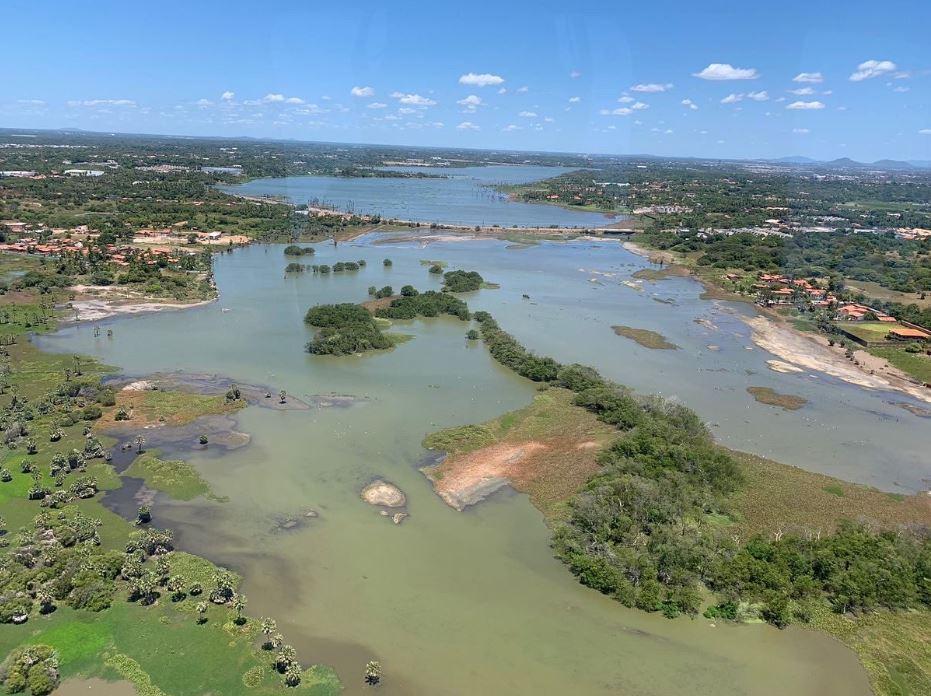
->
502;124;521;132
849;59;897;82
16;99;46;106
262;93;285;102
793;72;824;83
516;85;529;93
221;91;235;101
600;103;647;116
786;100;826;110
693;63;759;80
457;94;483;107
893;85;910;93
497;87;507;94
920;129;931;135
793;127;811;134
789;87;815;95
456;120;480;130
568;96;581;103
618;95;635;103
631;83;673;92
390;92;436;106
196;99;212;107
67;99;136;107
747;91;769;101
366;102;387;109
518;110;537;117
458;72;504;87
681;98;698;110
721;90;767;104
570;70;582;79
350;86;374;97
721;93;741;104
285;97;304;104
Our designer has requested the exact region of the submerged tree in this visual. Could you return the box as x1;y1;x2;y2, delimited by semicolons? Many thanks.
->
365;660;382;686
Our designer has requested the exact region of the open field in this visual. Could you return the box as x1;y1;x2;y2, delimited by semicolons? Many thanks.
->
836;321;898;344
869;347;931;384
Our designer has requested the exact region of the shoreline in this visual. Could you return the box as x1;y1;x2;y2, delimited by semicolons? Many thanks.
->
67;296;217;322
622;240;931;406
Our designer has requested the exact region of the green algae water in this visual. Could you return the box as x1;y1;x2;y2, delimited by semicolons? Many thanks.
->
38;235;915;695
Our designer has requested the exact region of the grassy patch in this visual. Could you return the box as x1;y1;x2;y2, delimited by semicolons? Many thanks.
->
424;388;617;519
611;325;678;350
729;450;931;540
746;386;808;411
835;321;896;344
106;389;242;427
124;453;214;501
869;347;931;383
810;605;931;696
631;266;690;281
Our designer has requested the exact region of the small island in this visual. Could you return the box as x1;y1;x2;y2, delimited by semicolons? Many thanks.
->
612;325;678;350
747;386;809;411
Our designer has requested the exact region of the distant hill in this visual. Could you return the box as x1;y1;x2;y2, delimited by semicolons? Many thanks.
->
763;156;929;170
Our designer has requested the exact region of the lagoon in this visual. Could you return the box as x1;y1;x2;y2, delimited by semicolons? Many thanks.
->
36;234;927;694
219;165;622;228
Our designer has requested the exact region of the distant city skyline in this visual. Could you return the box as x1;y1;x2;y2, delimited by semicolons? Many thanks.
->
2;0;930;161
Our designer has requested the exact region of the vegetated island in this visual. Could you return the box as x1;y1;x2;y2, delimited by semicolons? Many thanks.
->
416;306;931;696
746;386;808;411
611;325;678;350
0;300;340;694
304;290;470;356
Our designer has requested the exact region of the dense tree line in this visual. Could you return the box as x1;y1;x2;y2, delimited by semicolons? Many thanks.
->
467;311;931;626
375;291;469;321
304;303;391;355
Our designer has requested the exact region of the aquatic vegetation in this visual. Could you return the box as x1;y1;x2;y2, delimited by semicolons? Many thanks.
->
283;245;315;256
442;269;484;293
611;325;679;350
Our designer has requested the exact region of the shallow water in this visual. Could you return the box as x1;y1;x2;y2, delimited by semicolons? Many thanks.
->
37;235;921;694
220;165;621;228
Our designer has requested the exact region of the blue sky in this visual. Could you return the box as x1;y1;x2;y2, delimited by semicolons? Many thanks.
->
2;0;930;161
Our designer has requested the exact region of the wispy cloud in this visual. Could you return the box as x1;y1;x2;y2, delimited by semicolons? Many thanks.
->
792;72;824;83
631;83;673;92
16;99;46;106
789;87;815;95
221;91;235;101
919;129;931;135
786;100;825;110
518;110;537;118
569;70;582;79
681;98;698;110
693;63;759;80
458;73;504;87
568;96;581;103
849;60;897;82
350;86;374;97
456;121;480;130
67;99;136;107
366;102;387;109
793;127;811;134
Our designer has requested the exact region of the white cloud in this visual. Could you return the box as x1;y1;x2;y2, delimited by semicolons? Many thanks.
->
516;86;529;94
285;97;304;104
793;127;811;134
601;107;637;116
849;59;897;82
518;110;537;117
221;91;235;101
789;87;815;95
262;93;285;102
196;99;212;107
570;70;582;78
568;96;581;103
457;94;483;107
391;92;436;106
17;99;46;106
631;83;673;92
631;101;649;110
497;87;507;94
502;124;521;132
893;85;910;93
367;102;388;109
67;99;136;107
919;129;931;135
681;98;698;110
544;116;554;123
786;100;825;110
398;107;416;114
693;63;759;80
747;90;769;101
721;93;742;104
793;72;824;83
456;121;480;130
458;73;504;87
618;95;635;103
351;86;374;97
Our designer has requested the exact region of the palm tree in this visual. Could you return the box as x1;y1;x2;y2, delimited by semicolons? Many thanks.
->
278;390;287;404
233;594;247;625
134;435;145;454
196;601;209;623
284;663;302;687
275;645;297;672
365;661;382;686
260;618;278;649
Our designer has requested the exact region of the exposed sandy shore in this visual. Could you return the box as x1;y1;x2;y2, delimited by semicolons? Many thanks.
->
68;297;215;322
744;315;931;404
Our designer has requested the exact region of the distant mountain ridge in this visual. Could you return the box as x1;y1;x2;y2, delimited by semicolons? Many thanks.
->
764;155;931;170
